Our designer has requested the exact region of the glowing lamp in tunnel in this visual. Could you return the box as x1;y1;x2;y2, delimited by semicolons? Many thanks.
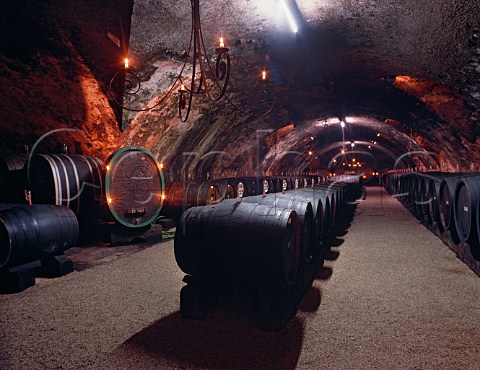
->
106;165;110;172
219;36;225;48
310;136;314;141
159;163;164;170
262;70;267;80
352;158;356;162
351;142;355;148
161;194;166;201
124;58;129;69
308;150;313;156
363;175;367;179
368;145;372;149
333;159;337;163
377;133;381;137
341;149;345;154
107;197;113;205
340;121;346;128
280;0;298;33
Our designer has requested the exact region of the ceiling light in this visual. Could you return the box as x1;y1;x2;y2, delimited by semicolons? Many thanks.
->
280;0;298;33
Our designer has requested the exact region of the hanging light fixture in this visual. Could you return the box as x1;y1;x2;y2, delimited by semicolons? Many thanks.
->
109;0;275;122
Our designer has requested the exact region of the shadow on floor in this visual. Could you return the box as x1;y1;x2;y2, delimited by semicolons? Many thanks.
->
297;286;321;312
115;304;304;369
324;250;340;261
315;266;333;280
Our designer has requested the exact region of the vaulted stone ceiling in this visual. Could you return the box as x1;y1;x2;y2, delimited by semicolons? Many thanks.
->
0;0;479;178
121;0;480;179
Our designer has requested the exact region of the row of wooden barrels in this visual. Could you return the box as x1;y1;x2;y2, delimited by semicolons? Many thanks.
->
174;176;363;330
161;175;338;219
0;147;164;271
383;172;480;258
0;149;330;270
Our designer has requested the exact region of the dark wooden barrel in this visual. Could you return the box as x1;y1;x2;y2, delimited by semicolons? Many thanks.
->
236;177;259;196
0;154;28;203
174;199;301;287
281;189;328;246
0;204;78;268
454;175;480;244
241;194;314;268
418;175;431;217
439;176;460;239
106;147;164;228
216;179;236;201
163;181;223;220
27;154;104;223
427;176;442;225
297;186;337;231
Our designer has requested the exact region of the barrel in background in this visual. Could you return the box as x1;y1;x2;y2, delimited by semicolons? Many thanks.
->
105;146;164;228
0;154;28;203
27;154;104;223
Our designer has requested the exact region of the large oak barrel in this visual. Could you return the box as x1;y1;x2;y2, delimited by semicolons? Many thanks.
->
0;204;78;268
27;154;104;222
454;175;480;245
174;199;301;287
106;147;164;228
241;195;314;268
0;154;28;203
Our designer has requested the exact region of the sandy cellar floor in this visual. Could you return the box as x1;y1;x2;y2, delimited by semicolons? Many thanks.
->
0;187;479;369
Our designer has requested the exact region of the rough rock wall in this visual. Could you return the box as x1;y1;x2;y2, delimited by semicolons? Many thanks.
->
0;0;133;160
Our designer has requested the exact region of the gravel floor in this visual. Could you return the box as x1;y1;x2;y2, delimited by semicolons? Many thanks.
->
1;187;479;369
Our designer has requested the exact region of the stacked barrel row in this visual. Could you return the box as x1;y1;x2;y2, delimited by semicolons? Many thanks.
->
383;171;480;275
161;175;331;220
174;175;363;331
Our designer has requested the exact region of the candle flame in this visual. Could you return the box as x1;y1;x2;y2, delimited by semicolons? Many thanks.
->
124;58;129;69
180;84;186;91
219;36;225;48
107;197;113;205
106;165;110;172
262;70;267;80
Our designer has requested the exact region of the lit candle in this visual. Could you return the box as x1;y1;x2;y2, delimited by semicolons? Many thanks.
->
124;58;129;69
262;70;267;80
219;36;225;48
180;84;186;91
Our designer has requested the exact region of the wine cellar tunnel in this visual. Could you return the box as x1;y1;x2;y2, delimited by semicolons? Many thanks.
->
0;0;480;369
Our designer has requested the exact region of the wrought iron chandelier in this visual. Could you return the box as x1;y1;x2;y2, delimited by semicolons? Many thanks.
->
109;0;275;122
